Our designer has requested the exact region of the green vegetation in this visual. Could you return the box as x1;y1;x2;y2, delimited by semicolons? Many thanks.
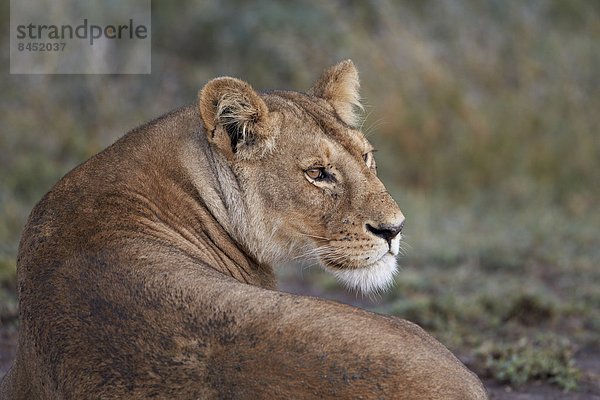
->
1;0;598;393
480;334;580;391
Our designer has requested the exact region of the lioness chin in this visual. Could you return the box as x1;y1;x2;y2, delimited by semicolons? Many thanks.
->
0;60;487;399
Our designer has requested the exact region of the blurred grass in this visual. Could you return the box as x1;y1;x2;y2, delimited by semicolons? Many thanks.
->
1;0;599;391
479;334;581;391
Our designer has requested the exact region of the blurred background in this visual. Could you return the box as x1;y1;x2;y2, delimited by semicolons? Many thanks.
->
1;1;598;397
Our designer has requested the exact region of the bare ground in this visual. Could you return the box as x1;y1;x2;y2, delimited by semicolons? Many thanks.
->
0;327;16;378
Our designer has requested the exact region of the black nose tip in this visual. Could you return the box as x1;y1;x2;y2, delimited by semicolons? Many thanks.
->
366;221;404;243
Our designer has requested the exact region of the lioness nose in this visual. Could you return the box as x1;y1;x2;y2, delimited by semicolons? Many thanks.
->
366;220;405;243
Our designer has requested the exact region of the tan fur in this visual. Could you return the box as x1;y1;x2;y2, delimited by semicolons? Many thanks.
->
0;61;487;399
309;59;364;127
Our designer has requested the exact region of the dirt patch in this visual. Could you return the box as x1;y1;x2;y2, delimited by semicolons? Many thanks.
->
486;380;600;400
0;326;17;378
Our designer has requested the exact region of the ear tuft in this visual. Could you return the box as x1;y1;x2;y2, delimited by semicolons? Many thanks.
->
217;91;263;151
199;77;270;155
309;59;364;127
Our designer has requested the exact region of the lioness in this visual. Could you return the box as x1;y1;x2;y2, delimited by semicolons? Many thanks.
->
1;60;486;399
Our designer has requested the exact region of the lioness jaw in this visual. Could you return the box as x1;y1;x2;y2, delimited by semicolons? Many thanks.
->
0;60;487;399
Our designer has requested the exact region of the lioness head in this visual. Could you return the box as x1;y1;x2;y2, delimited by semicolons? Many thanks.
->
198;60;404;293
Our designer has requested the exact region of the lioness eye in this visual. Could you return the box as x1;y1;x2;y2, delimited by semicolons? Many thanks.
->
363;153;371;165
305;168;325;180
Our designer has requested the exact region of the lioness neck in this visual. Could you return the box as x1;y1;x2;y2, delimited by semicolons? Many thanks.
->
70;106;276;289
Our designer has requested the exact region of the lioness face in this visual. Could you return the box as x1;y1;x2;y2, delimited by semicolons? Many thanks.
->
253;95;404;293
199;61;404;293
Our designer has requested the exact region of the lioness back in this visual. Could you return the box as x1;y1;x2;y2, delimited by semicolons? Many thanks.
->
0;61;486;399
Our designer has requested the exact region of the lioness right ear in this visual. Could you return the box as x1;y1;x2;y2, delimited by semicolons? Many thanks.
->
199;77;271;159
309;59;364;127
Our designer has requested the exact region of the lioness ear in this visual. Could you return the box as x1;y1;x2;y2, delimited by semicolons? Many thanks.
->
309;59;364;127
199;77;272;158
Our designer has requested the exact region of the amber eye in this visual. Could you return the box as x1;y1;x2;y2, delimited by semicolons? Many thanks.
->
305;168;326;181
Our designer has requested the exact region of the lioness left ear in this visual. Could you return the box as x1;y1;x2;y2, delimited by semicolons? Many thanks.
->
309;59;364;127
199;77;273;159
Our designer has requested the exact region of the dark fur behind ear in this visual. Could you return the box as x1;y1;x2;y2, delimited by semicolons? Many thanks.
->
217;97;260;153
199;77;272;157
